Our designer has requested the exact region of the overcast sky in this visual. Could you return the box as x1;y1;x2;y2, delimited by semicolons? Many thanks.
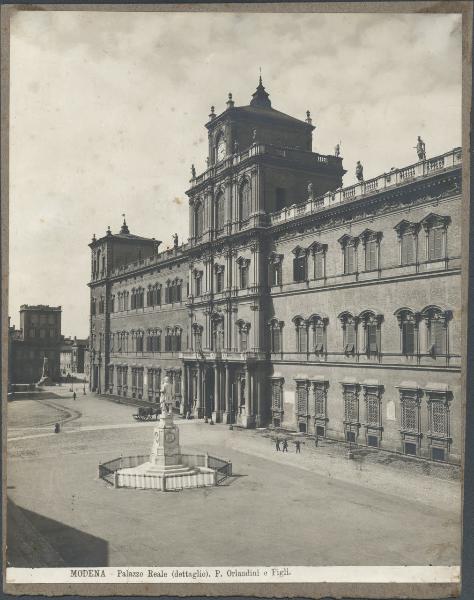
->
9;10;462;337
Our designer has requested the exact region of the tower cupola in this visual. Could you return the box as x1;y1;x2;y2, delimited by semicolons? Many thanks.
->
250;75;271;109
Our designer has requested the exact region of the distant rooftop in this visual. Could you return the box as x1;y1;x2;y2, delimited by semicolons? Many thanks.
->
20;305;62;311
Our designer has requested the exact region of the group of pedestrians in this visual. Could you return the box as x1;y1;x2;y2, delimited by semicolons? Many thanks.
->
274;438;303;453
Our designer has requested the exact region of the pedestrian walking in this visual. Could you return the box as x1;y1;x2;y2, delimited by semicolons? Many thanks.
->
54;423;60;434
275;438;281;451
295;440;301;453
282;439;288;452
73;391;77;401
314;434;319;448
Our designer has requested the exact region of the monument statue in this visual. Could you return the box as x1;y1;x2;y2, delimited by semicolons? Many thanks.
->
356;160;364;182
334;143;340;157
173;233;178;248
191;164;196;179
307;181;314;198
415;136;426;160
160;375;173;415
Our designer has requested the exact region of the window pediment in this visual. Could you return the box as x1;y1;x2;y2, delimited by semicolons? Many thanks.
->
420;213;451;231
338;234;359;249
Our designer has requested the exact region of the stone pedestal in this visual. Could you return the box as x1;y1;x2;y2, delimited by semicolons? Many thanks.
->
115;411;217;491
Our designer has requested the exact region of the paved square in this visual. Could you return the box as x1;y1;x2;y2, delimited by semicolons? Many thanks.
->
7;390;461;567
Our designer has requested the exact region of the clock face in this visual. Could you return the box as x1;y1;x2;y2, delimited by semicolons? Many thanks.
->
216;137;226;162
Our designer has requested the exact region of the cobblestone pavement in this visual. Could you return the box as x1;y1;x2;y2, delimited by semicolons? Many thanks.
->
7;391;462;567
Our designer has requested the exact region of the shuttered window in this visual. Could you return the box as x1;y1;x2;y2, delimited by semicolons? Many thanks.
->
296;326;307;352
344;390;358;422
313;326;324;352
314;386;325;417
345;323;356;349
344;245;355;274
367;324;377;354
272;383;282;410
366;394;379;425
431;320;445;354
401;233;415;265
365;239;378;271
402;322;415;355
431;401;446;435
401;397;418;431
296;385;308;415
314;252;324;279
428;227;443;260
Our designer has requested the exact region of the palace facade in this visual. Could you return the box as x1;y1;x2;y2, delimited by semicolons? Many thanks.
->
89;79;463;464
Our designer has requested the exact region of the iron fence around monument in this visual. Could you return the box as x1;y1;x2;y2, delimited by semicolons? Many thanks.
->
207;455;233;483
98;455;148;485
98;453;232;486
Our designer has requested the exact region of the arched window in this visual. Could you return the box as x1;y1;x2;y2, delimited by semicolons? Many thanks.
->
293;316;308;353
308;314;328;353
239;179;251;224
269;319;283;353
359;310;383;358
338;311;358;355
395;308;420;356
215;191;225;233
194;201;203;238
420;305;452;357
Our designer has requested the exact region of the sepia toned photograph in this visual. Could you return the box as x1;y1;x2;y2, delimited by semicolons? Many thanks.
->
2;3;471;597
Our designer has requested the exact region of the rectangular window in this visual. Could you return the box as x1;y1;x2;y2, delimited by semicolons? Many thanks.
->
404;442;417;456
346;431;356;443
296;384;308;415
366;394;379;425
402;322;415;355
430;401;448;435
314;252;324;279
344;389;358;422
344;245;355;274
367;435;378;447
314;386;326;417
293;256;307;282
195;276;201;296
365;239;378;271
401;396;418;432
271;382;282;411
316;425;325;437
428;227;443;260
270;263;281;286
431;447;445;461
401;233;415;265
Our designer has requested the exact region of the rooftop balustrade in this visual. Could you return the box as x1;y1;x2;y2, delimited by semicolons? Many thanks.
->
269;147;462;227
190;143;342;188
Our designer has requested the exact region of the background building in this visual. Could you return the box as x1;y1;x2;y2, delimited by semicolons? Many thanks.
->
9;305;62;383
89;80;462;463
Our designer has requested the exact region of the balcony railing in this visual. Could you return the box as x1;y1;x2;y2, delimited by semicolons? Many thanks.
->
269;147;461;227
